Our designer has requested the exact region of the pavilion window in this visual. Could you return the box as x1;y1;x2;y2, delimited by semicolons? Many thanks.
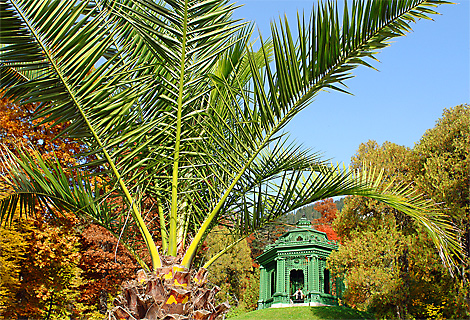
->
270;271;276;297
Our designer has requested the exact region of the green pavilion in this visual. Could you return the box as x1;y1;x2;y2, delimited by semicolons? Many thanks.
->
256;215;343;309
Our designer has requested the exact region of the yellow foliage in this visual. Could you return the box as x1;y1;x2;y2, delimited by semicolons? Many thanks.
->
0;225;27;315
0;218;87;319
204;227;259;315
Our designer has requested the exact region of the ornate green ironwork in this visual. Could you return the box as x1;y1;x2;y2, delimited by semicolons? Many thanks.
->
256;216;342;309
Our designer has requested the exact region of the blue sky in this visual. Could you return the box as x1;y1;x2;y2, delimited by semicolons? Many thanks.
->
232;1;470;166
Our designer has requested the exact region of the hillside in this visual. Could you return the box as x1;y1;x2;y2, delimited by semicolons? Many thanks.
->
228;306;374;320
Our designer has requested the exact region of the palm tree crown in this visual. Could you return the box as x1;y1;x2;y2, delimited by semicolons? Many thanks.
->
0;0;459;278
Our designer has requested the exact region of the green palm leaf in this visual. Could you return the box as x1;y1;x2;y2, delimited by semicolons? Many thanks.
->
180;0;457;268
0;0;175;268
0;0;460;276
0;146;153;269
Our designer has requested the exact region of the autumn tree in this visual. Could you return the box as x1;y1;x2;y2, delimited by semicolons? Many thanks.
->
0;98;84;164
409;105;469;251
0;100;141;317
78;224;142;314
0;223;25;315
328;223;406;314
0;207;90;319
204;228;259;317
329;106;470;319
330;212;467;319
8;216;87;320
313;198;338;225
333;141;415;240
313;198;340;241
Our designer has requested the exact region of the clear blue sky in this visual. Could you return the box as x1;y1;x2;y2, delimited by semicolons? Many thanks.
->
232;0;470;166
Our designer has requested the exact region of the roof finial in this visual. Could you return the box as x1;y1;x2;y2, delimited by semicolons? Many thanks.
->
297;213;311;227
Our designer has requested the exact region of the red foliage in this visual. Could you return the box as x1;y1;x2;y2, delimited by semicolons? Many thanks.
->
315;224;339;241
313;198;338;225
312;198;340;241
78;224;140;312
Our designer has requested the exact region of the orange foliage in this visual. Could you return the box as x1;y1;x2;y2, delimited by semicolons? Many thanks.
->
0;98;84;164
0;100;141;315
78;225;140;313
313;198;338;225
315;224;340;241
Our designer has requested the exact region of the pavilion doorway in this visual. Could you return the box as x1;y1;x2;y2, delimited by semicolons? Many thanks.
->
290;269;305;303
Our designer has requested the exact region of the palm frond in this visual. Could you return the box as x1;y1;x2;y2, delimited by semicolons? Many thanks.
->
0;0;458;273
0;147;114;225
0;0;172;268
181;0;454;267
0;146;155;269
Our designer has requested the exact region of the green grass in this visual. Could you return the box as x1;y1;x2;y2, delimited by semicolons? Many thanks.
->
228;306;374;320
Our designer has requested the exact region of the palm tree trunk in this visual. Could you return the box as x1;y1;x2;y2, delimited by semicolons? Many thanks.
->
108;257;229;320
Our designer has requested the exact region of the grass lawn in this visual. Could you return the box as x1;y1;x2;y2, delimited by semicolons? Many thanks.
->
228;306;374;320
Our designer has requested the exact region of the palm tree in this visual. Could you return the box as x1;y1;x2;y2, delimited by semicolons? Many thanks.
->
0;0;460;318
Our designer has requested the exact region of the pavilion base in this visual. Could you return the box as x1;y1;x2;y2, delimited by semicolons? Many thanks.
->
270;302;332;308
258;292;339;309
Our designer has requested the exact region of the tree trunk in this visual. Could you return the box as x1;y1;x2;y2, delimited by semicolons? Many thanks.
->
100;289;108;314
108;257;229;320
398;244;409;320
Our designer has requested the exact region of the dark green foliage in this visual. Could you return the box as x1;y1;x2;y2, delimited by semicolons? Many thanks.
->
288;205;322;223
334;198;345;213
